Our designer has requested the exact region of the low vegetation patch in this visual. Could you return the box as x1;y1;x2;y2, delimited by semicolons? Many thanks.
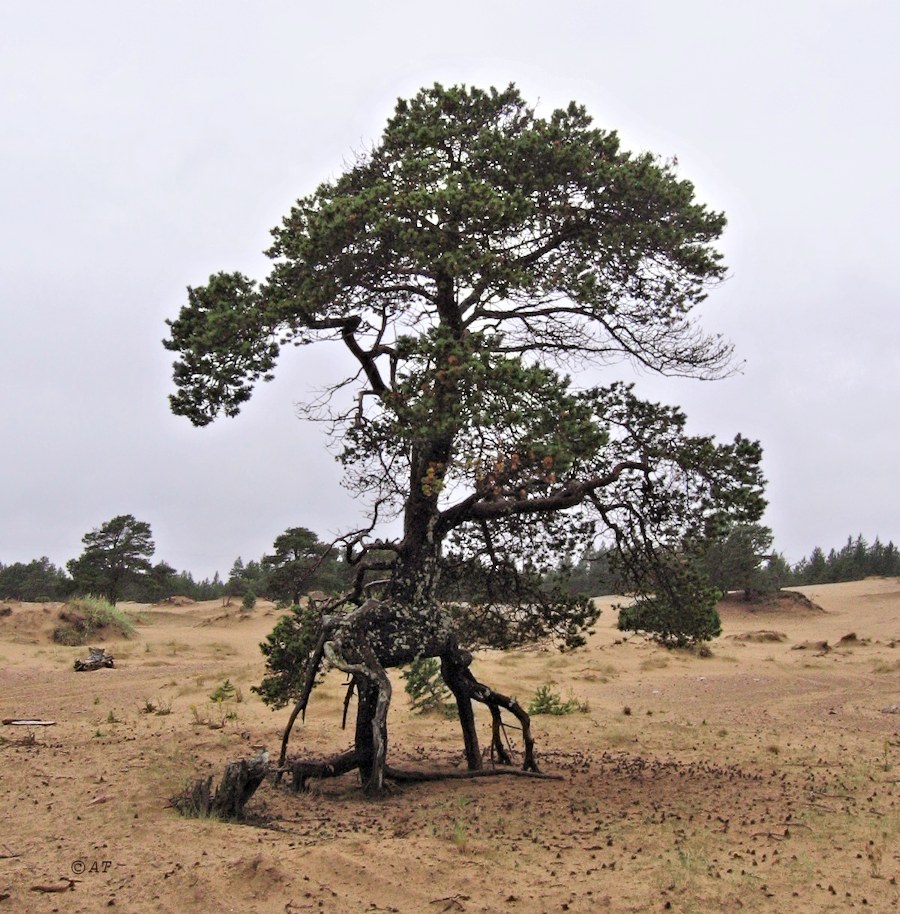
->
52;596;136;645
527;684;589;716
190;678;243;728
639;654;671;671
140;696;173;715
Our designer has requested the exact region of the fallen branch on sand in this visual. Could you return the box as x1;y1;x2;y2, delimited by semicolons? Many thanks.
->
2;719;57;726
30;880;76;893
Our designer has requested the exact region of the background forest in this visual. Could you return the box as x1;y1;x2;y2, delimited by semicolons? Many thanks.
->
2;521;897;605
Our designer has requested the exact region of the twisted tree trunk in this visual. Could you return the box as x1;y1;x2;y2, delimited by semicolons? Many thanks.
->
275;474;541;794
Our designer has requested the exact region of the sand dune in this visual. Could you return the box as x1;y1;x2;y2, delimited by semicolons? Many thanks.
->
1;579;897;912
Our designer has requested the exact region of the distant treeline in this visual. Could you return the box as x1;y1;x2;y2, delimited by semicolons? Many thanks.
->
0;555;353;604
548;532;900;599
0;522;352;605
1;530;897;605
790;535;900;584
0;555;226;604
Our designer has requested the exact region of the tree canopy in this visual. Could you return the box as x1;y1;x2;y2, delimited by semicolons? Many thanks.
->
67;514;155;605
164;83;766;792
0;557;72;602
262;526;348;605
793;534;900;583
698;523;775;599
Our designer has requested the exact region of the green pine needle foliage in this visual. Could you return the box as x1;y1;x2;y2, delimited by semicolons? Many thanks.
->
617;559;722;648
253;604;324;709
402;657;456;717
209;678;236;703
528;685;589;716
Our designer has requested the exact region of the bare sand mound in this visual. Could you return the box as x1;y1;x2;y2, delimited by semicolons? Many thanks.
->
838;631;871;646
156;595;196;607
0;601;63;644
718;589;826;615
729;629;787;642
791;639;831;652
0;580;898;913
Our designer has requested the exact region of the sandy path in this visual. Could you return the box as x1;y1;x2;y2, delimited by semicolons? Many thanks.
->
1;580;897;913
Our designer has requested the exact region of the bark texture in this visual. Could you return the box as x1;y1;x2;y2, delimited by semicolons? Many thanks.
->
74;648;114;671
171;750;269;819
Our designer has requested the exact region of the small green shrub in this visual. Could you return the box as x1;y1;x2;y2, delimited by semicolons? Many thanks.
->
402;657;456;716
616;554;721;648
241;588;257;611
210;678;236;704
528;684;589;716
451;819;468;851
617;585;721;648
142;696;173;715
254;603;326;709
52;596;136;645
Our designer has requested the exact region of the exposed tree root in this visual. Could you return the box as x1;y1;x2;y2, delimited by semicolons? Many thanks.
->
443;645;538;771
281;751;561;792
488;704;514;766
383;766;562;783
285;749;361;792
274;598;543;796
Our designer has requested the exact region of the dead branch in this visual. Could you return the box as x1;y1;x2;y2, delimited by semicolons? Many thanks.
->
30;881;76;893
2;719;56;726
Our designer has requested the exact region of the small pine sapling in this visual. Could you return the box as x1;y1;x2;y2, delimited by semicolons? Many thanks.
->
402;657;456;717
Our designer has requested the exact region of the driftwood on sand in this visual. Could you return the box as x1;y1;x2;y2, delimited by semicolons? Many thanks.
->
2;719;57;726
73;647;114;671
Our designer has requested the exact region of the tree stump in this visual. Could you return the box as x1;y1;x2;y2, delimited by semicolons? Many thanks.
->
171;750;269;820
74;647;114;671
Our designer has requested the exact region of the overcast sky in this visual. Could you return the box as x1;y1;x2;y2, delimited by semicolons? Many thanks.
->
1;1;897;580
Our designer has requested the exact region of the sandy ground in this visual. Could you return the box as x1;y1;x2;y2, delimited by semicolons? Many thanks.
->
0;579;897;914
